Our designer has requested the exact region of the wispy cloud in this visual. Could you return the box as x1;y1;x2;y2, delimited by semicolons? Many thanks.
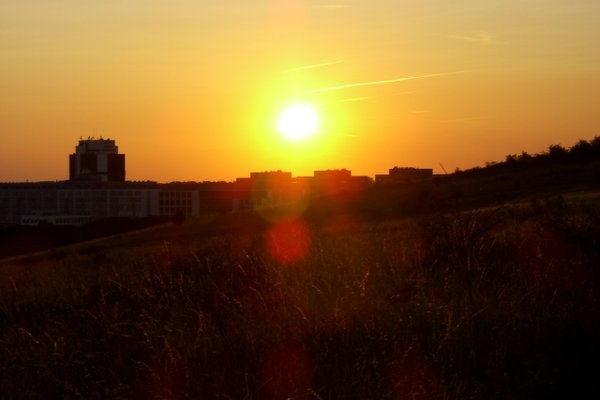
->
340;96;378;103
340;91;416;103
306;71;468;94
284;60;343;73
449;31;502;46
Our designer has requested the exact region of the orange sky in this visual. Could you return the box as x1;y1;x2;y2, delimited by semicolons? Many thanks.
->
1;0;600;182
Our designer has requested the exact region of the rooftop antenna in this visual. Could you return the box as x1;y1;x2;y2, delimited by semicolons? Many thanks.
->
439;163;448;174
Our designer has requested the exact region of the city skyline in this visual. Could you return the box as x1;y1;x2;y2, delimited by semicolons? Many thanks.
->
4;136;428;184
2;1;600;182
3;137;430;226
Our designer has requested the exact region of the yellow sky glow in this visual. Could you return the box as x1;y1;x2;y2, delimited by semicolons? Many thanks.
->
1;0;600;182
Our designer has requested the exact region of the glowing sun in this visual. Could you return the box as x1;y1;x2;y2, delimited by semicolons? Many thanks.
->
277;104;318;140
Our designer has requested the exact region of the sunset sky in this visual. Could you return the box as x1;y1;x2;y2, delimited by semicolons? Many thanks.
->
1;0;600;182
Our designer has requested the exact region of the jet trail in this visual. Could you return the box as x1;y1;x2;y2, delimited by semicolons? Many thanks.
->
340;96;378;103
284;61;343;73
306;71;467;93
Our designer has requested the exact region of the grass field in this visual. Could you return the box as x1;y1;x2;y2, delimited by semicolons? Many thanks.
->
1;193;599;399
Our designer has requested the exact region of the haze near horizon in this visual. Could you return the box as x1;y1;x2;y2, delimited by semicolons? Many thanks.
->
1;0;599;182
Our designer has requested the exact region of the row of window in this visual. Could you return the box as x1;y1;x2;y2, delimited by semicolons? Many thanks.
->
159;199;192;207
160;192;193;199
159;206;192;216
21;217;90;226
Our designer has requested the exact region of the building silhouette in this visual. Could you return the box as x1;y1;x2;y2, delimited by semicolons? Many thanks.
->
69;138;125;182
375;167;433;185
0;138;432;226
312;169;371;197
234;171;295;209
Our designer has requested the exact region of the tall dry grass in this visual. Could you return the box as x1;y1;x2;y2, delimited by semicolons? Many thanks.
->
1;199;599;399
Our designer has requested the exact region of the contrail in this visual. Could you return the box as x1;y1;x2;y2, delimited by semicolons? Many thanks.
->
340;91;415;103
284;61;343;73
340;96;378;103
306;71;468;93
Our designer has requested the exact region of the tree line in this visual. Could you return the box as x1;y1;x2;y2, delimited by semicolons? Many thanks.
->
456;136;600;176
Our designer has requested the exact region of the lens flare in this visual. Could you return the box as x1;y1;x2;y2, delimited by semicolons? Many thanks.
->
266;219;311;265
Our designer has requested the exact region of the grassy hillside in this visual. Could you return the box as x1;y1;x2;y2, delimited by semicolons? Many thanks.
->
1;194;600;398
4;137;600;261
2;139;600;398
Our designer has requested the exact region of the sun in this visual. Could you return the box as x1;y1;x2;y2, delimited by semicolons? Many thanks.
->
277;104;318;140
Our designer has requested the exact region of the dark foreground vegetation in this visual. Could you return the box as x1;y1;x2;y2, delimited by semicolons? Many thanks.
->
1;138;600;398
0;217;171;260
3;136;600;260
1;194;600;399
